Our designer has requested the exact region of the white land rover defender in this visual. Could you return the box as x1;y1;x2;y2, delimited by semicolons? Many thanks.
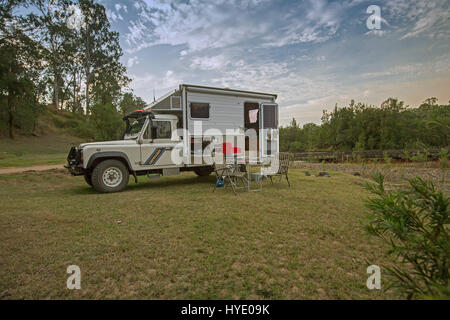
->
66;109;214;193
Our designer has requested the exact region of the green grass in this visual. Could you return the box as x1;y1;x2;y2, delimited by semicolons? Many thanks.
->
0;135;82;167
0;169;401;299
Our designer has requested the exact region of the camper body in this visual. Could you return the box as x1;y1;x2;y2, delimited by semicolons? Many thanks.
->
66;84;279;193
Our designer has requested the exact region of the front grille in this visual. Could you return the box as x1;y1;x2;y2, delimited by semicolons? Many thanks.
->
67;147;81;166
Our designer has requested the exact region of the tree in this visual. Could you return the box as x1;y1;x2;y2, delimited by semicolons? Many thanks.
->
0;0;42;138
89;102;123;141
27;0;74;109
279;98;450;153
77;0;129;113
119;92;147;116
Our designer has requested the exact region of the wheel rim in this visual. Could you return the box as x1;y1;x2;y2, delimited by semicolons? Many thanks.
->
102;167;123;188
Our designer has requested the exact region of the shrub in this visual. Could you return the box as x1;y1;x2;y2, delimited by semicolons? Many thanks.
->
402;150;411;162
411;150;429;163
365;174;449;299
51;114;66;128
383;151;392;165
439;148;448;169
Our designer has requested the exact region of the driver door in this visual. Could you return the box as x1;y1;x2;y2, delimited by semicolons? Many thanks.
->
140;120;179;167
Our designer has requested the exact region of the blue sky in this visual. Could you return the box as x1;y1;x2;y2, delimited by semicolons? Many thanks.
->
99;0;450;125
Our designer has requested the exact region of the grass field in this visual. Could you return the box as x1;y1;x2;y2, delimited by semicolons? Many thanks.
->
0;135;82;168
0;168;401;299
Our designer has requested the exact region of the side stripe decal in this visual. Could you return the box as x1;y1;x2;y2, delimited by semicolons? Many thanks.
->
144;148;166;165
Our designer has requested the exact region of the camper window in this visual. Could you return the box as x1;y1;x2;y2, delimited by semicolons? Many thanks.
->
190;102;210;119
263;105;277;129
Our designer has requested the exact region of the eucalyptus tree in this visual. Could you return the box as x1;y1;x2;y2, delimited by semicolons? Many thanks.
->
27;0;73;109
0;0;43;138
77;0;129;114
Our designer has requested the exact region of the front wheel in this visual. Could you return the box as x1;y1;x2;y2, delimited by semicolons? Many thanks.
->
91;160;129;193
84;174;93;187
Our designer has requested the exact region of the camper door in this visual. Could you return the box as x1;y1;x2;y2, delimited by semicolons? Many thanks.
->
259;103;279;158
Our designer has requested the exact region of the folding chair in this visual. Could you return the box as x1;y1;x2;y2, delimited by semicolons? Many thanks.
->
213;163;247;195
268;152;291;187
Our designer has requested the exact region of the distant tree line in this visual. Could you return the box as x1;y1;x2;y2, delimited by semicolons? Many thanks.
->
280;98;450;152
0;0;146;140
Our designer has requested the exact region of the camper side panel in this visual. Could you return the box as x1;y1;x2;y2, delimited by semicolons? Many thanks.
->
186;92;272;135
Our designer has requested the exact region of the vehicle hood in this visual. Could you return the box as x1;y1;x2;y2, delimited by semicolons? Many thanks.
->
80;140;137;148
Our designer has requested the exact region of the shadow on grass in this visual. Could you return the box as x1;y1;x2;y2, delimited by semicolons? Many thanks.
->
65;172;294;196
67;174;217;195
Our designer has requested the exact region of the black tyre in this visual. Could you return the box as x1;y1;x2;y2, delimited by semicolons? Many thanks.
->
91;159;129;193
84;174;93;187
194;166;214;177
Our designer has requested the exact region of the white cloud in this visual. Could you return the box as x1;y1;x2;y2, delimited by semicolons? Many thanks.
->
361;56;450;79
385;0;450;39
190;55;228;71
123;0;352;54
129;70;183;101
365;30;388;36
127;56;140;68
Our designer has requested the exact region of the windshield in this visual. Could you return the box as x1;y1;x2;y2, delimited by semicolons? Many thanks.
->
124;117;146;139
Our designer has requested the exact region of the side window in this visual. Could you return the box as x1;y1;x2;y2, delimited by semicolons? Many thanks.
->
190;102;210;119
151;121;172;139
143;125;151;140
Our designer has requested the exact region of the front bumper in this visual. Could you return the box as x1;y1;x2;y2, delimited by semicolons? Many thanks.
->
65;147;85;176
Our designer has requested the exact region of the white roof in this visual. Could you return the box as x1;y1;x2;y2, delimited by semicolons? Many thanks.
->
154;114;178;121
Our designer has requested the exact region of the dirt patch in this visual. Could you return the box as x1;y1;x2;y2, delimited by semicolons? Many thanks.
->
0;164;65;175
293;162;449;192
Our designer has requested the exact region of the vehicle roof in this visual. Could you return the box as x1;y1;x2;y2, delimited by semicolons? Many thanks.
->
180;84;277;99
154;114;178;121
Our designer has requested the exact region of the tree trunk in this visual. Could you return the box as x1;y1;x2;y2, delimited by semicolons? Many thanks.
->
73;71;77;112
7;93;14;139
53;74;59;109
85;76;89;113
84;23;91;114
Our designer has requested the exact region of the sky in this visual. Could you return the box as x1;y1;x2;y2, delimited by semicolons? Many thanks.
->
98;0;450;126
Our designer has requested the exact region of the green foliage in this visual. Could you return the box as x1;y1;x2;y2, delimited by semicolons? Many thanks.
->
89;103;124;141
365;175;449;299
119;92;147;115
411;150;429;163
439;148;448;169
383;151;392;165
0;0;145;140
0;1;45;138
402;150;411;162
280;98;450;152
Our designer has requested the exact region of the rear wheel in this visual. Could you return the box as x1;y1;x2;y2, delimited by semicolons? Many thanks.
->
91;159;129;193
194;166;214;177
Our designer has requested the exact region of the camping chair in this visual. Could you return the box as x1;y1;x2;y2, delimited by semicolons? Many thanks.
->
213;163;247;195
268;152;291;187
229;163;248;191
